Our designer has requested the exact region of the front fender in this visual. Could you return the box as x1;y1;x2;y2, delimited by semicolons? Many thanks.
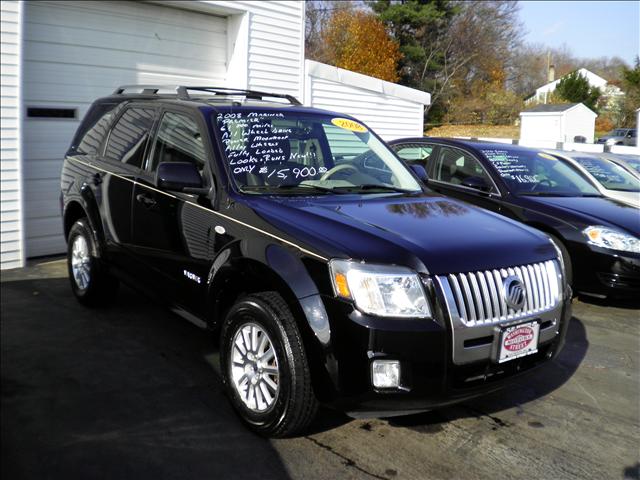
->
206;242;339;398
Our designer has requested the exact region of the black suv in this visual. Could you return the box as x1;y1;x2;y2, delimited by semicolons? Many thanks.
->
61;86;571;437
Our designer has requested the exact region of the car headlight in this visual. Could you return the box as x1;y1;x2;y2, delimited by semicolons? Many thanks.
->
329;259;431;318
583;226;640;253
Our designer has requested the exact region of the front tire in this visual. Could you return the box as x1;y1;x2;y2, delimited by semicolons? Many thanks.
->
220;292;318;437
67;218;118;306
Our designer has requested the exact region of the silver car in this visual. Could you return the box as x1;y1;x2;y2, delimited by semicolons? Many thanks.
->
546;150;640;208
596;128;637;146
599;152;640;178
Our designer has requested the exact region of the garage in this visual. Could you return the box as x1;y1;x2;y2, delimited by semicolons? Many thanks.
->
22;0;228;257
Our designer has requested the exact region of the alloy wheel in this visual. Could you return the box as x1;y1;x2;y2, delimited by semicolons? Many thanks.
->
71;235;91;290
229;322;280;412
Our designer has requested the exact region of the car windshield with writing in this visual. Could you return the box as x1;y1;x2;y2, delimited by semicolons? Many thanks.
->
573;156;640;192
615;155;640;174
480;148;601;197
214;110;422;195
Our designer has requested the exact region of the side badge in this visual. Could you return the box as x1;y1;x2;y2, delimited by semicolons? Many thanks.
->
214;225;226;235
183;270;202;284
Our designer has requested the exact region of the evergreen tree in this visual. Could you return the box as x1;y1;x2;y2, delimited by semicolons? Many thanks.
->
555;71;601;112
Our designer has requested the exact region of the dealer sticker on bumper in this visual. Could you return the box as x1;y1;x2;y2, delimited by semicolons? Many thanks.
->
498;321;540;363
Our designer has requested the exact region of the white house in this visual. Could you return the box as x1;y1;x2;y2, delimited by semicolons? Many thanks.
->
0;0;430;269
519;103;597;145
525;67;623;105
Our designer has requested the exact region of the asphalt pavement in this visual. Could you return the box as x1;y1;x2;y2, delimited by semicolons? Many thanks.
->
1;258;639;480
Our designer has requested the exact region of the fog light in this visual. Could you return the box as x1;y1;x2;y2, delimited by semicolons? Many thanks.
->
372;360;400;388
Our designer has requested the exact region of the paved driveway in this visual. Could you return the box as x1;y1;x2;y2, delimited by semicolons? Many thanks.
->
2;259;639;480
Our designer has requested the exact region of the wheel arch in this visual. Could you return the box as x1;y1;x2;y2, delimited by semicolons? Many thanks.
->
207;243;338;400
62;187;106;256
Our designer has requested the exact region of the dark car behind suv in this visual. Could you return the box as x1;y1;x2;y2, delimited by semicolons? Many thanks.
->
389;137;640;300
61;86;570;437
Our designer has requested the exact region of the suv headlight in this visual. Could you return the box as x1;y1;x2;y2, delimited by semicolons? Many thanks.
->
329;259;431;318
583;226;640;253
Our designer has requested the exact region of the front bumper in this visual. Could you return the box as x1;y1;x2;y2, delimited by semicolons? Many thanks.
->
570;242;640;298
318;282;571;416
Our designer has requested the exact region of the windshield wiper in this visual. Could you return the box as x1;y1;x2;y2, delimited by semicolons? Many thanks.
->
333;184;417;194
520;192;601;197
519;192;572;197
240;184;349;194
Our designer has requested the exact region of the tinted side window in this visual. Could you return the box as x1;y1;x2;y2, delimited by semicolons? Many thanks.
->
150;112;205;172
104;107;155;168
394;144;434;164
434;146;492;188
72;102;123;155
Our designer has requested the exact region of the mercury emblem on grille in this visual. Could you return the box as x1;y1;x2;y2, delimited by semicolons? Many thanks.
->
503;276;526;310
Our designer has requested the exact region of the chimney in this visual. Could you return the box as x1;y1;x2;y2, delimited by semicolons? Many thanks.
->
548;64;555;83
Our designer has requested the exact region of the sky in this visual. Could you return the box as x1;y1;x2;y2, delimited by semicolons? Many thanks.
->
519;0;639;65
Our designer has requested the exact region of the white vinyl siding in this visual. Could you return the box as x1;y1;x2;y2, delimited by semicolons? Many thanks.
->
305;61;430;142
520;105;597;145
1;0;23;269
233;0;304;98
564;107;596;143
22;0;229;257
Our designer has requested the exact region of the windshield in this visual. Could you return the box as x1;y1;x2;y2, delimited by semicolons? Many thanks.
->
480;148;601;196
574;156;640;192
616;155;640;174
214;111;421;194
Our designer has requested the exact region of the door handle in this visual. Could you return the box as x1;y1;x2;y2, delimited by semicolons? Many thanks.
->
92;173;102;185
136;193;156;207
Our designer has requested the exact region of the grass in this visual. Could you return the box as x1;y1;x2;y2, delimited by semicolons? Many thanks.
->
425;124;611;142
425;124;520;140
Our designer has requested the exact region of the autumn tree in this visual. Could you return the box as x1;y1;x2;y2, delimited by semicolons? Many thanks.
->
372;0;523;123
371;0;459;120
319;7;401;82
555;71;601;111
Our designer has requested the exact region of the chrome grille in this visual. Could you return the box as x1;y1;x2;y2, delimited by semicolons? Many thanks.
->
438;260;561;326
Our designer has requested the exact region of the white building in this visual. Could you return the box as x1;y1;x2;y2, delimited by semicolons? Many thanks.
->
0;0;430;269
519;103;597;144
525;67;623;106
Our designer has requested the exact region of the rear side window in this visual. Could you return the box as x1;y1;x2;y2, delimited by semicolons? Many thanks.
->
72;102;122;155
394;144;434;164
104;107;155;168
149;112;205;172
434;146;493;189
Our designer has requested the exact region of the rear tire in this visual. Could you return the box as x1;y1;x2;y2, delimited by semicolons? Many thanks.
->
220;292;318;437
67;218;118;306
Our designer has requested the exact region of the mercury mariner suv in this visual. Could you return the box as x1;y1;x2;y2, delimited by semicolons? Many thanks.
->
60;86;571;437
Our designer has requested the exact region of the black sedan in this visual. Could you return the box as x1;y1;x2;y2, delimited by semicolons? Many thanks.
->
389;137;640;300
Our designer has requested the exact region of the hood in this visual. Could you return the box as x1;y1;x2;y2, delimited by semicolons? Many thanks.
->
244;193;556;275
518;196;640;236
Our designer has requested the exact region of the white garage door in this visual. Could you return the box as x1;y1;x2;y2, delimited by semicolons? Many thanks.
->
23;0;228;257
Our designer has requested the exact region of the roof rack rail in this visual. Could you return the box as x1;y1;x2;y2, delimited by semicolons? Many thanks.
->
112;85;302;105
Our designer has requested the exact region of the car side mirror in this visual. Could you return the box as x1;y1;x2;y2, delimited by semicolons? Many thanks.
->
156;162;208;195
461;176;491;192
410;164;429;183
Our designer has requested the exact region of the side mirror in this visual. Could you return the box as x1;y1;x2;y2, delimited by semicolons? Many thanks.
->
156;162;208;195
410;164;429;183
461;176;491;192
